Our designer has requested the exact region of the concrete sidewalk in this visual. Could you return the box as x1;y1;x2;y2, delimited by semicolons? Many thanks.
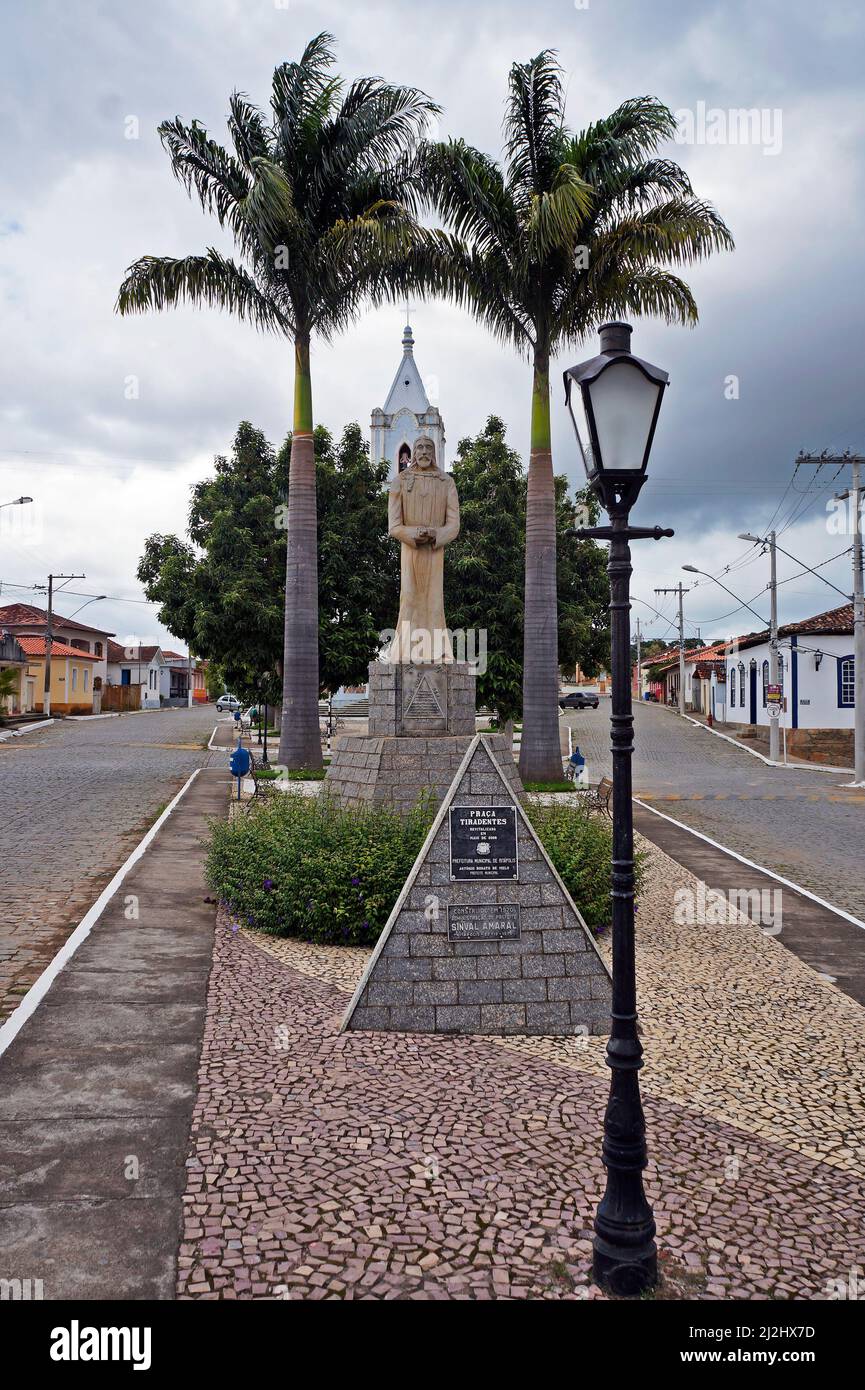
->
0;766;228;1300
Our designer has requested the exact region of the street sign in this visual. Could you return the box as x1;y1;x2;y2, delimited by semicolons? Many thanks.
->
766;683;782;718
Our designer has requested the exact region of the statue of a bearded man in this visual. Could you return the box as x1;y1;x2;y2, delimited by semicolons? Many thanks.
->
386;435;459;662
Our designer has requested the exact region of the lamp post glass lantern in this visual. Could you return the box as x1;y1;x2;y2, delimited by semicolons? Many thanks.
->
564;322;672;1297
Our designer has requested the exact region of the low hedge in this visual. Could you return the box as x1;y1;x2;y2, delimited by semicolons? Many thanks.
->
206;791;626;945
206;791;432;945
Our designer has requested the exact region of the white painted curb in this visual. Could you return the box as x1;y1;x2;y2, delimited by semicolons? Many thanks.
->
678;711;854;777
634;796;865;932
0;718;54;743
0;767;203;1061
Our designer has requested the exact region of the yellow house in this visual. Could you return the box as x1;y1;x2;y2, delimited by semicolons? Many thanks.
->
18;636;99;715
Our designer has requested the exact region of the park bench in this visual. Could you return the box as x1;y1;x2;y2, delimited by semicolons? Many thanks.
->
574;775;613;820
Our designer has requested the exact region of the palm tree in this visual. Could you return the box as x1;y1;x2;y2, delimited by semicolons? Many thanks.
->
421;51;733;782
117;33;438;768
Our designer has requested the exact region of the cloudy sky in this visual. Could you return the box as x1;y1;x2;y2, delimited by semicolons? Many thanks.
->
1;0;863;652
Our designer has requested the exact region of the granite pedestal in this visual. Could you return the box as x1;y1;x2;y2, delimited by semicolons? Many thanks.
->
325;662;522;813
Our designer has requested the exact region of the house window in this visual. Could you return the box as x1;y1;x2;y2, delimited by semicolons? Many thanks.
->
94;642;103;657
738;662;746;707
121;668;131;686
762;660;769;707
71;667;78;692
84;669;89;692
730;667;736;707
838;656;855;708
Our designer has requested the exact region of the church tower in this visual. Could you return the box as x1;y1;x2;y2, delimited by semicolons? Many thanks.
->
371;321;445;476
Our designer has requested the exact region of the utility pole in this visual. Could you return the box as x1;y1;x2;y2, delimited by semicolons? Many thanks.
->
768;531;779;762
655;583;689;715
43;573;85;717
795;452;864;785
187;650;194;708
634;616;642;700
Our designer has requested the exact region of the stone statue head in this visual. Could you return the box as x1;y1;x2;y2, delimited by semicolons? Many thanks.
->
412;436;437;471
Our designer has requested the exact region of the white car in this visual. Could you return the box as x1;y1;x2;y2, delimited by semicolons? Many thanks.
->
216;693;241;713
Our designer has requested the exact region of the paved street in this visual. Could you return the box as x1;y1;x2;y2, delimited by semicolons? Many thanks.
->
0;708;218;1022
562;702;865;922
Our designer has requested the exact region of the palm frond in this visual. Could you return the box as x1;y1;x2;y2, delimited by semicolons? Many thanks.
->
525;162;594;260
158;117;249;227
419;139;517;257
503;49;566;198
115;250;291;333
570;97;679;183
227;92;272;170
271;32;340;150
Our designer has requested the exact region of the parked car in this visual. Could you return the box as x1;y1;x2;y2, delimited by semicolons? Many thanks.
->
559;691;600;710
216;693;241;712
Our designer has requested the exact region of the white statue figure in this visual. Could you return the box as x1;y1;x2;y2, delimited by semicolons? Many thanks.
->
386;435;460;662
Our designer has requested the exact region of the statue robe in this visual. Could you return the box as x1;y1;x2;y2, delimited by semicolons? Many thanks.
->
387;465;460;662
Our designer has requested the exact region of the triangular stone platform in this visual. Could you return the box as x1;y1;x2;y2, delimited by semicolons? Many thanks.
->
341;735;612;1036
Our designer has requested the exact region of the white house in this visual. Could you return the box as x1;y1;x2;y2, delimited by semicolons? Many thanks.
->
106;642;165;709
370;321;445;476
722;604;854;764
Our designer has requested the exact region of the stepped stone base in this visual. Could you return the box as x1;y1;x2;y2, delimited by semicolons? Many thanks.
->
325;731;522;813
325;660;512;813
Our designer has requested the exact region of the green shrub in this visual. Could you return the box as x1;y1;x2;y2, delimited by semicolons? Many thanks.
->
205;790;433;945
527;798;641;934
206;788;636;946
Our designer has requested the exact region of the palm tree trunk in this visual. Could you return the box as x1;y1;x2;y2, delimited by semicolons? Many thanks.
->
278;334;323;770
519;348;562;784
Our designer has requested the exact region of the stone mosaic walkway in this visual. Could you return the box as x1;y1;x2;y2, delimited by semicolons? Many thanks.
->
177;838;865;1300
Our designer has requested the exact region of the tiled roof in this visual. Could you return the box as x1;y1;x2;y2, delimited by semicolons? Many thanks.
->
18;636;100;660
780;603;853;637
107;640;161;664
0;602;113;637
723;604;853;653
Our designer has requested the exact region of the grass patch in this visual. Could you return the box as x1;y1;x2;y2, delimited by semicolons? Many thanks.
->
284;767;327;781
523;779;574;793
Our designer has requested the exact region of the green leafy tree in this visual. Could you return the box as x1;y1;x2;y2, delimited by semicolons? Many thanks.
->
138;420;398;704
556;478;609;679
420;51;733;781
278;421;398;693
445;416;609;728
118;33;438;768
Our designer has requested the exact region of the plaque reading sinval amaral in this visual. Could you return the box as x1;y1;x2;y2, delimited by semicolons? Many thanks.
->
448;804;518;880
447;903;521;942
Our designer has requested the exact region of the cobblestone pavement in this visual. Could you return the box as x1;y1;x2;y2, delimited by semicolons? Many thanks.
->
0;708;218;1022
178;842;865;1300
562;702;865;920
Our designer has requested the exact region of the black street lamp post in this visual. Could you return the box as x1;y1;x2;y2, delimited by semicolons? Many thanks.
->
564;322;673;1296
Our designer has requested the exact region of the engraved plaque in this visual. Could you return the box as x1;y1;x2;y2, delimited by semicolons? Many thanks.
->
449;805;518;880
399;666;448;733
447;903;521;942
